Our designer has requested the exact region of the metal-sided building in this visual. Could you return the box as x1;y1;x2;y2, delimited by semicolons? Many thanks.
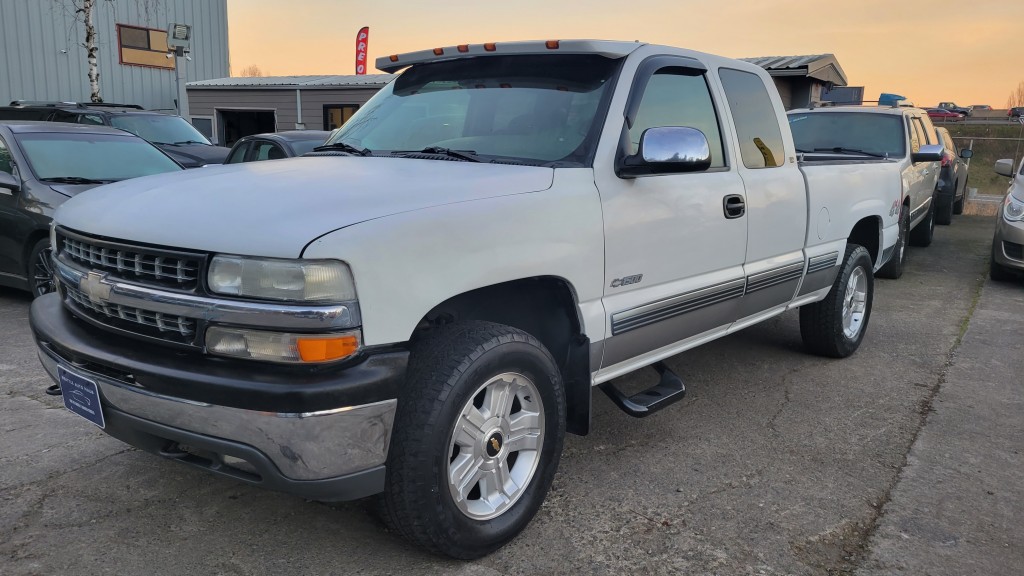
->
741;54;849;110
185;75;394;145
0;0;228;113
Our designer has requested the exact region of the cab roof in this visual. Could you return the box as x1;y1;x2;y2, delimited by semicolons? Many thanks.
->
377;39;643;73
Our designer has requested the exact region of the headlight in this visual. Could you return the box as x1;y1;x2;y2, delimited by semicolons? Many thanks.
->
1005;195;1024;222
206;326;361;363
208;255;356;302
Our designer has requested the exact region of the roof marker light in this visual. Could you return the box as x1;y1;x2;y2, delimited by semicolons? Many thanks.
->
545;40;560;49
389;55;399;62
433;47;444;55
484;43;497;52
457;44;469;53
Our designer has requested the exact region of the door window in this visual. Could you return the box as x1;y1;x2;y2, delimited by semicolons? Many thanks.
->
78;114;105;125
0;137;12;173
249;141;286;161
628;69;725;167
226;141;249;164
912;118;931;147
718;68;785;168
907;118;921;154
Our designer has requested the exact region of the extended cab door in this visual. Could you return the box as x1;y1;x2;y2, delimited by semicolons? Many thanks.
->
594;56;747;375
715;68;807;324
905;114;938;225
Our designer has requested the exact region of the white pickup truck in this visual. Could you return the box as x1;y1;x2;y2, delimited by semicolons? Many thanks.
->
787;105;945;278
30;40;931;558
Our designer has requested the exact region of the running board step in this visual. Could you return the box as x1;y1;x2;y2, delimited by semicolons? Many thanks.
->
599;361;686;418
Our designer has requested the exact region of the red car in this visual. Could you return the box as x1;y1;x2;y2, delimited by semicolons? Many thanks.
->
926;108;964;122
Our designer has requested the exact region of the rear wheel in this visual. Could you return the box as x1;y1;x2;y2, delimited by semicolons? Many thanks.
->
877;205;908;279
909;197;935;247
935;196;953;225
380;321;565;559
28;239;55;298
800;245;874;358
953;177;966;215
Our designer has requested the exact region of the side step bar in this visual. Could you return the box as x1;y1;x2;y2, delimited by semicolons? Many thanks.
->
599;361;686;418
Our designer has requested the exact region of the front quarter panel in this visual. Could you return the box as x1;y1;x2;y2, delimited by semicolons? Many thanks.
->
301;168;607;346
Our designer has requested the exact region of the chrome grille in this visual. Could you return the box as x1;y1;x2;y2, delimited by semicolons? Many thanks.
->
64;283;197;341
59;232;202;290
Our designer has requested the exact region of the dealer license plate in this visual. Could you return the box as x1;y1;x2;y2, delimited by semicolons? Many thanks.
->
57;365;106;429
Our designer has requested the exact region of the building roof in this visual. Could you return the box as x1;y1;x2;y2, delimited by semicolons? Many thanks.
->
186;74;396;90
741;54;848;86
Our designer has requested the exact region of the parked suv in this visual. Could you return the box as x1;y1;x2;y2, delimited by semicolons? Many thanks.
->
0;101;229;167
991;158;1024;281
1009;107;1024;120
933;126;972;224
0;122;182;296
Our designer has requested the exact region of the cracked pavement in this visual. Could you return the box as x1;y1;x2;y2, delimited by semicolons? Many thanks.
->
2;216;1022;575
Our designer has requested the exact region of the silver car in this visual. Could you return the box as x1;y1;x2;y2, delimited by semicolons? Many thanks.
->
991;158;1024;281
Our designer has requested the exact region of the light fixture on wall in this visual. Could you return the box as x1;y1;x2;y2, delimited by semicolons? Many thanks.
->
166;23;193;119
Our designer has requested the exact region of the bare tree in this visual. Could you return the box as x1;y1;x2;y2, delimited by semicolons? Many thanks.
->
53;0;110;102
237;65;264;77
1008;81;1024;109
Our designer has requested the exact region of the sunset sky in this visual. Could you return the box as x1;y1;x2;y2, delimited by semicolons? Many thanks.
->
227;0;1022;108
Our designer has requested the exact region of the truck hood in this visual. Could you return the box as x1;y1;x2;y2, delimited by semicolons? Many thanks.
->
55;156;555;258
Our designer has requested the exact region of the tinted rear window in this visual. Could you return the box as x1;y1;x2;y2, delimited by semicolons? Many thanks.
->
788;112;906;158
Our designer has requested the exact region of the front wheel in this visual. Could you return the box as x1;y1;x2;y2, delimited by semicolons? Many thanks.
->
380;321;566;559
28;239;55;298
800;245;874;358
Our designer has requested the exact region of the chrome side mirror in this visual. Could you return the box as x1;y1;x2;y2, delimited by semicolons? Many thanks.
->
994;159;1015;177
617;126;712;178
911;144;943;164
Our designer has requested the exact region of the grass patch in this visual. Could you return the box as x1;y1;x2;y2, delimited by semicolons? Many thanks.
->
945;123;1024;195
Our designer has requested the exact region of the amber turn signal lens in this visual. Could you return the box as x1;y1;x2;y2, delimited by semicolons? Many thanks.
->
297;335;360;363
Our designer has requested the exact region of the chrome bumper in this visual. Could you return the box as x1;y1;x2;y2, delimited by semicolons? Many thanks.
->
37;343;396;481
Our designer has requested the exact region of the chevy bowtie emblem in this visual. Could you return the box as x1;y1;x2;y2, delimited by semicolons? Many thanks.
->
79;271;112;304
490;438;501;452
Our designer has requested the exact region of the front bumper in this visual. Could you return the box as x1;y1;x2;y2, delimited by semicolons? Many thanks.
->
31;294;408;501
993;213;1024;272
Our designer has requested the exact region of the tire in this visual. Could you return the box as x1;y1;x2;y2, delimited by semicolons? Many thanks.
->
909;197;935;247
27;239;55;299
877;205;908;279
935;196;953;225
800;245;874;358
953;177;966;215
991;243;1016;282
380;320;566;559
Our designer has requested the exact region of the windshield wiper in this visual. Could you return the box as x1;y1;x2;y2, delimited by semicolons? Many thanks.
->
40;176;110;184
397;147;486;163
311;141;372;156
172;140;210;146
812;147;887;158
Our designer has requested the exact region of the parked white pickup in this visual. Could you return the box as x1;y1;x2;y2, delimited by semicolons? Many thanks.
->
32;40;932;559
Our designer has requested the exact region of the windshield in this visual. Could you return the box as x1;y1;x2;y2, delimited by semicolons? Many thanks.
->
325;54;621;165
109;114;212;145
18;132;182;180
788;112;906;158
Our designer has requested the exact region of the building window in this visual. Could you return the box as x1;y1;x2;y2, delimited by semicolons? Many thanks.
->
191;117;214;141
117;24;174;70
323;105;359;130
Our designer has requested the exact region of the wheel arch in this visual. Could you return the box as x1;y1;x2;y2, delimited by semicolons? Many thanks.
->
413;276;592;436
846;215;882;266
